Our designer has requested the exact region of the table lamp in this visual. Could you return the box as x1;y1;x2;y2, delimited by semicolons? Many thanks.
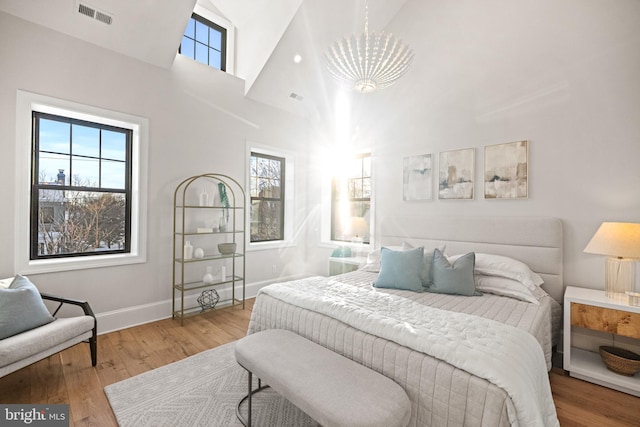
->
584;222;640;296
350;217;369;244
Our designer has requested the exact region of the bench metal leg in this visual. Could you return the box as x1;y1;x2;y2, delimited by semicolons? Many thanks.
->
248;372;252;427
236;368;269;427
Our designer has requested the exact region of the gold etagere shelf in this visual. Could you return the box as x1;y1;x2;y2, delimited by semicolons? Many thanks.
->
172;173;245;325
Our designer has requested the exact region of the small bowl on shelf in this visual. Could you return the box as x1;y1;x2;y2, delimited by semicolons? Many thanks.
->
599;346;640;376
218;243;236;255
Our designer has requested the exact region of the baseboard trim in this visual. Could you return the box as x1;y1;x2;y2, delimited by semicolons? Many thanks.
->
95;275;307;335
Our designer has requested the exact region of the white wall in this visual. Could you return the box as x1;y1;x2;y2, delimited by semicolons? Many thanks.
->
0;12;309;332
306;0;640;292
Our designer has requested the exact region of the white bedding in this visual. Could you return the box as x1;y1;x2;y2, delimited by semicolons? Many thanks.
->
260;277;559;427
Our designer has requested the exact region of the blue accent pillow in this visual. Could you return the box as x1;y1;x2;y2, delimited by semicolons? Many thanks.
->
0;275;55;340
429;249;482;296
373;246;424;292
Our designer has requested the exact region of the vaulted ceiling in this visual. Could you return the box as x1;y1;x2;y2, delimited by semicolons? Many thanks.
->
0;0;409;117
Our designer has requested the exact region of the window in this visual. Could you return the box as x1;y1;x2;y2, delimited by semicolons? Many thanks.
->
31;112;132;259
249;152;285;242
331;153;371;244
180;13;227;71
16;90;148;274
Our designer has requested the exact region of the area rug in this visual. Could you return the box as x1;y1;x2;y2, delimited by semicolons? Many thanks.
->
104;341;318;427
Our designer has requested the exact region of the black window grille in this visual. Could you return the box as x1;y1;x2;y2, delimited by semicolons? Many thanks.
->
31;112;132;259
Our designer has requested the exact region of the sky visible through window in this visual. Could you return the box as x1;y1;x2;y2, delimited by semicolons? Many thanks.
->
38;118;127;189
181;14;225;70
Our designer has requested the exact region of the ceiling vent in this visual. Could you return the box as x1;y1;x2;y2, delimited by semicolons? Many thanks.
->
289;93;304;101
77;1;113;25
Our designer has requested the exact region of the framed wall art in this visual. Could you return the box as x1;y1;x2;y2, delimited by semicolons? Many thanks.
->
484;140;528;199
438;148;475;200
403;154;433;201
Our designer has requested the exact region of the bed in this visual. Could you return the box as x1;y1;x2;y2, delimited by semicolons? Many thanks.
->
247;216;563;426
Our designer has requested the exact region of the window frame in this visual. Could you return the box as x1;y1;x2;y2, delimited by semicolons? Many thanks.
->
249;152;285;243
320;149;374;247
179;12;227;71
15;90;148;274
330;152;372;243
179;4;236;75
245;143;295;251
30;111;133;260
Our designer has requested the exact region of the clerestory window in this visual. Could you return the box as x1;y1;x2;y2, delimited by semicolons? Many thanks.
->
180;13;227;71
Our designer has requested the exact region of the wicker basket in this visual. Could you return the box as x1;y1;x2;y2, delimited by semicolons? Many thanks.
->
599;346;640;376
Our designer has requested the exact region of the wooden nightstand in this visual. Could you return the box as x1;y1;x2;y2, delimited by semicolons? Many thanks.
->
563;286;640;396
328;256;367;276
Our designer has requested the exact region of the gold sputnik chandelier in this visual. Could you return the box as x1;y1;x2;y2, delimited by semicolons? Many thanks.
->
324;0;414;93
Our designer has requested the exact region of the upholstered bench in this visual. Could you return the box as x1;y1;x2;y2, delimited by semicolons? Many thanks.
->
234;329;411;427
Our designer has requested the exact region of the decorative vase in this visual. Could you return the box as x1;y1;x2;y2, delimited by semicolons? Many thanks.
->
220;265;226;281
183;241;193;260
199;190;209;207
219;214;227;232
203;266;214;285
194;247;204;259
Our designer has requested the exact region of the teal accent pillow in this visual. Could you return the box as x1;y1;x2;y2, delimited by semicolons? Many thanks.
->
373;246;424;292
0;275;55;340
430;249;482;296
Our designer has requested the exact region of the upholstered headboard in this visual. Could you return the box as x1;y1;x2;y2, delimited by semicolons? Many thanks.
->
380;216;564;303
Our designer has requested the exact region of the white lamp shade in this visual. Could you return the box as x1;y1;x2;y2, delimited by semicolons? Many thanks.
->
584;222;640;259
350;217;369;237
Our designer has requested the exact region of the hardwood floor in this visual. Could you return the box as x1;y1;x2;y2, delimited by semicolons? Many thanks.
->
1;298;638;426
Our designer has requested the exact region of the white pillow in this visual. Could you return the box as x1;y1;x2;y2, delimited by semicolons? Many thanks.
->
363;246;403;272
0;277;14;289
474;275;540;304
448;253;543;290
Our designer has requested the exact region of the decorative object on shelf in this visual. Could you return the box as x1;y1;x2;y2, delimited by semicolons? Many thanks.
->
203;266;215;285
403;154;433;201
197;227;213;233
183;241;193;260
199;189;209;207
599;346;640;376
484;140;528;199
584;222;640;296
438;148;475;200
220;266;226;282
218;214;227;232
324;0;414;93
218;182;230;221
218;243;236;255
197;289;220;312
194;247;204;259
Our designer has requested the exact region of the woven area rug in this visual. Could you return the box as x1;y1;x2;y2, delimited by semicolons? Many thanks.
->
104;341;318;427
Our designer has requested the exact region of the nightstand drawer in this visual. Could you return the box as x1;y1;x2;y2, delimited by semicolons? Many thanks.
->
571;302;640;339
